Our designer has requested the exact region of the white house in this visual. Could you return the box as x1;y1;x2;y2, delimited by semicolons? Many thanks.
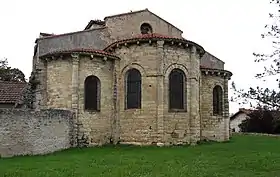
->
230;108;252;132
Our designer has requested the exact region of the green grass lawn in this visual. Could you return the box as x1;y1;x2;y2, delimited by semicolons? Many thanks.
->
1;135;280;177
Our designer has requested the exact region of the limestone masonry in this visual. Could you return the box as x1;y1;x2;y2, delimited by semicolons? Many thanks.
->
32;9;232;146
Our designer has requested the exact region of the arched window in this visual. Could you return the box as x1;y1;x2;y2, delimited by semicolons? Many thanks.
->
213;85;223;115
84;75;100;111
126;68;141;109
140;23;153;34
169;69;185;110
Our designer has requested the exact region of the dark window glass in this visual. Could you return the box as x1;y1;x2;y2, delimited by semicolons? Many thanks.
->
126;69;141;109
169;69;185;110
84;75;100;111
213;85;223;115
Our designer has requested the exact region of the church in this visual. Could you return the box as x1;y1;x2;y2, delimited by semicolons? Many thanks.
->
32;9;232;146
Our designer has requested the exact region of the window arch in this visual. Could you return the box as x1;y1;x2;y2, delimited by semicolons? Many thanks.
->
169;69;186;110
84;75;100;111
140;23;153;34
213;85;223;115
126;68;141;109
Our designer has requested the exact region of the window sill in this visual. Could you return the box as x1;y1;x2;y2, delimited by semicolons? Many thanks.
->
85;110;100;113
168;109;187;113
125;108;141;110
213;114;223;116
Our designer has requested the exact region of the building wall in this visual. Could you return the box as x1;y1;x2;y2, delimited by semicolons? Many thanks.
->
36;28;111;57
230;113;248;132
43;55;115;146
115;43;161;144
46;57;73;109
200;74;229;141
105;11;183;40
0;109;74;158
200;52;224;70
76;56;115;145
113;42;200;145
162;45;200;144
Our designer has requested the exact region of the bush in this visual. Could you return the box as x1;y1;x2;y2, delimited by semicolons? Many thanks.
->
239;108;280;134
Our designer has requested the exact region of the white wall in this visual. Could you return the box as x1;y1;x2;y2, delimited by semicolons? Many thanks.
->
230;113;248;132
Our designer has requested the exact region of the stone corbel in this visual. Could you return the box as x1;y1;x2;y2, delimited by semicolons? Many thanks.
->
157;40;164;48
71;53;79;62
58;55;63;60
191;45;196;54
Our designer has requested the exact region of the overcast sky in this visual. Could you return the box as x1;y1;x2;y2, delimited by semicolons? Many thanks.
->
0;0;275;113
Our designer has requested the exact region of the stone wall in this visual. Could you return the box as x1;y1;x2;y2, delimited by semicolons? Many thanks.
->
36;27;111;56
162;45;200;144
200;74;229;141
115;43;162;144
77;56;115;145
200;52;224;70
105;10;183;40
114;42;201;145
47;57;73;109
0;109;74;157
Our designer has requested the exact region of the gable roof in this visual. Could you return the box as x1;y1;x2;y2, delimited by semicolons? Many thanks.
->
84;20;105;30
0;81;27;104
104;8;183;33
230;108;253;120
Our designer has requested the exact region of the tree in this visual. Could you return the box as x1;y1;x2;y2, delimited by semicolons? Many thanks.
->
0;58;26;82
231;0;280;110
239;107;280;134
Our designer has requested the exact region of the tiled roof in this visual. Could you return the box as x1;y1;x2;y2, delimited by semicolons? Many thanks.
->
0;81;27;104
104;33;205;54
84;20;105;30
40;48;119;59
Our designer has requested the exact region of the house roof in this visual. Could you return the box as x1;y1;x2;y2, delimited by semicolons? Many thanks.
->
0;81;27;104
84;20;105;30
35;27;107;43
230;108;253;120
104;8;183;33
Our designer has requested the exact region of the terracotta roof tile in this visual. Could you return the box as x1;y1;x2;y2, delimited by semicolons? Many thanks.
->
0;81;27;104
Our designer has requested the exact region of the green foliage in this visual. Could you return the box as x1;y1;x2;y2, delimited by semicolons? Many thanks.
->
239;108;280;134
1;135;280;176
0;58;26;82
231;0;280;110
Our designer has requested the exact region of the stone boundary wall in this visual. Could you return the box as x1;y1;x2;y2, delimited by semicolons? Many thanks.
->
0;109;74;157
232;132;280;138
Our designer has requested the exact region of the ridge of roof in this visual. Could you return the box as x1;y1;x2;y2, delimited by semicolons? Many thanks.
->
84;20;105;30
35;27;107;43
104;8;183;33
